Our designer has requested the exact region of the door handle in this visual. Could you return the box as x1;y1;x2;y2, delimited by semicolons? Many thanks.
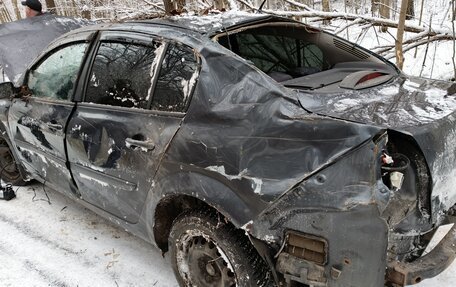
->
125;138;155;151
47;123;63;130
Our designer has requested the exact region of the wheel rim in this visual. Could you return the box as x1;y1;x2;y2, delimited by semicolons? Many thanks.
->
0;142;20;181
176;234;237;287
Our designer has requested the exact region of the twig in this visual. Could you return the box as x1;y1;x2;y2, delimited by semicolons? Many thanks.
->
413;0;425;58
234;0;255;10
384;35;453;59
335;18;363;35
284;0;315;12
420;14;434;77
142;0;166;12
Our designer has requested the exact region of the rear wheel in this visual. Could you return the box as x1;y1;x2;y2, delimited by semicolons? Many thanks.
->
169;210;274;287
0;137;26;186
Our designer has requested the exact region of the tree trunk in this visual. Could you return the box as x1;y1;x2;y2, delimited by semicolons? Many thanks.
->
396;0;409;69
322;0;330;12
322;0;330;24
406;0;415;20
71;0;78;17
379;0;391;32
215;0;226;10
45;0;57;13
163;0;174;15
371;0;378;16
10;0;21;20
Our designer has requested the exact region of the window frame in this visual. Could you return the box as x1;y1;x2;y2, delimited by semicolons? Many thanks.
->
26;42;89;102
81;31;201;115
148;41;201;113
23;31;96;103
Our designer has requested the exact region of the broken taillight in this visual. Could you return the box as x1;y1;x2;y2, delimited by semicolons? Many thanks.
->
356;72;385;85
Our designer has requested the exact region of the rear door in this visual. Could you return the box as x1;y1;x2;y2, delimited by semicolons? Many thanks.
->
7;33;94;195
66;32;200;223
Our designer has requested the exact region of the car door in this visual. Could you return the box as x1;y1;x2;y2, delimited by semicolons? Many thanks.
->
66;32;200;223
7;33;94;195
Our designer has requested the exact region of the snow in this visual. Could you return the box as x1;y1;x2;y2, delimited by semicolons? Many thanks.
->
79;173;109;187
0;183;178;287
205;166;263;194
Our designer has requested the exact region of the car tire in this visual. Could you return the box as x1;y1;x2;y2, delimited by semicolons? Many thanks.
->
169;209;274;287
0;136;27;186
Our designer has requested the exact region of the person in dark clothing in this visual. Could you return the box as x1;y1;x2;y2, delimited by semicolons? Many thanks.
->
21;0;43;18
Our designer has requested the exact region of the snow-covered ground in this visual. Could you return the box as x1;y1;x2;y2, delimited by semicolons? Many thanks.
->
0;183;455;286
0;183;177;287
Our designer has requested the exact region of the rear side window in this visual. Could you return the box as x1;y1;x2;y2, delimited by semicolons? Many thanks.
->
85;41;161;109
28;43;88;100
151;44;199;112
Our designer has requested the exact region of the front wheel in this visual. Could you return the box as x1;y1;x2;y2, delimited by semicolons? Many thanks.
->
0;137;26;186
169;210;274;287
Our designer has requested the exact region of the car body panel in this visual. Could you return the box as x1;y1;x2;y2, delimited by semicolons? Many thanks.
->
7;98;75;195
67;104;183;223
298;76;456;220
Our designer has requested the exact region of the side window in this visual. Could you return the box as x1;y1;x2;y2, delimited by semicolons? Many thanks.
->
85;41;161;109
28;43;88;100
151;44;199;112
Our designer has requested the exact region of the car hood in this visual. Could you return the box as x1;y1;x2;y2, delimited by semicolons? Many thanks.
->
0;13;90;84
298;75;456;215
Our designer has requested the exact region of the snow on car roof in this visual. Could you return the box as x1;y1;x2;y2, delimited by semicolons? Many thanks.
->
128;11;283;35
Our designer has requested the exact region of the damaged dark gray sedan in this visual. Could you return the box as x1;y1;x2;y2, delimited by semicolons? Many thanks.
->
1;13;456;287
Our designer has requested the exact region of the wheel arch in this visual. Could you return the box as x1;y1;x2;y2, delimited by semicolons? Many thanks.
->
148;169;266;252
153;194;237;253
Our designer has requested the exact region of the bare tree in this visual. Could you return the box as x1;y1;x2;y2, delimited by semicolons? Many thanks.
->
45;0;57;13
322;0;330;24
379;0;391;32
11;0;21;20
322;0;330;12
406;0;414;19
163;0;186;15
371;0;378;16
163;0;175;15
396;0;409;69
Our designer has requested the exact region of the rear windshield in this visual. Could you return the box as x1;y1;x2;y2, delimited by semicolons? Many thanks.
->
218;26;328;78
216;23;396;90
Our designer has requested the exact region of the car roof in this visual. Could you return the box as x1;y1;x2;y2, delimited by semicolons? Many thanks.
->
66;12;307;39
132;13;282;35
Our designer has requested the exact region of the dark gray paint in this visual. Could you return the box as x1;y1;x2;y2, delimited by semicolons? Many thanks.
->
0;14;455;286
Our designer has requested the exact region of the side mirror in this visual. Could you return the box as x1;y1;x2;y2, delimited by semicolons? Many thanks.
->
0;82;15;99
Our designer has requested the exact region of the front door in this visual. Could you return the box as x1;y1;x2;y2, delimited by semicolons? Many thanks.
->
8;41;90;194
66;34;200;223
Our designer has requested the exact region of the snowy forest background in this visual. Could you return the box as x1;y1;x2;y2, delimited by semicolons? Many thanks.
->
0;0;455;81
